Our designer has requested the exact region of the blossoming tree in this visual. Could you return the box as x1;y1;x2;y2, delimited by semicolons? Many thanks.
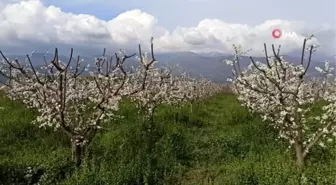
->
225;37;336;171
0;43;158;167
127;45;199;118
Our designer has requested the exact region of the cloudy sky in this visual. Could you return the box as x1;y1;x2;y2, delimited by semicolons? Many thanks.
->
0;0;335;56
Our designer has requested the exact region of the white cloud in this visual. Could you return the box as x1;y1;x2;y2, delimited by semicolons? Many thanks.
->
0;0;334;56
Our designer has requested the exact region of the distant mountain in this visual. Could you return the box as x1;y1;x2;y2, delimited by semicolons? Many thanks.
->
0;51;334;84
287;50;335;63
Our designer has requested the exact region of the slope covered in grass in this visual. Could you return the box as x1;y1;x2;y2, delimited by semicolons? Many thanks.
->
0;92;334;185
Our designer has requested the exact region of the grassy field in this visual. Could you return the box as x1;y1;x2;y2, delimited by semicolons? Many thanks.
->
0;92;335;185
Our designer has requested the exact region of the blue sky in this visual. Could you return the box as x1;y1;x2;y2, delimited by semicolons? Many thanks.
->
0;0;334;55
41;0;336;29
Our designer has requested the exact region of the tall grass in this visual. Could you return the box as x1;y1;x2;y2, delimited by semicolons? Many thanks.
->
0;92;334;185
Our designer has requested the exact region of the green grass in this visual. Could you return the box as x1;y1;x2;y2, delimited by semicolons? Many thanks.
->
0;92;335;185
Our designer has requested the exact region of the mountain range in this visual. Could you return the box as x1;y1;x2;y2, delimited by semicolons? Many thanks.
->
0;50;334;84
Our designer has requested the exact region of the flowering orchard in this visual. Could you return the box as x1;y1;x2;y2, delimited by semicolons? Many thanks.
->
0;39;221;167
225;37;336;171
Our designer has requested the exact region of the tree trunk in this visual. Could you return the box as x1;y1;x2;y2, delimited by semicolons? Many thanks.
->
75;144;82;167
294;141;305;172
71;137;86;167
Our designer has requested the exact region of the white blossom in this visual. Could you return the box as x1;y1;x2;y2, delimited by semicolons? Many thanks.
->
226;39;336;168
